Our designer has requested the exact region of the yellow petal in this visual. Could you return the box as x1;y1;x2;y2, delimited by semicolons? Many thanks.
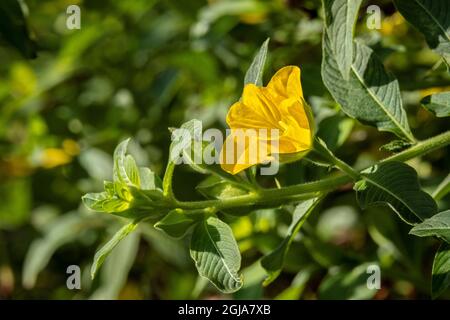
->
220;131;271;175
226;100;273;130
266;66;303;100
240;84;281;127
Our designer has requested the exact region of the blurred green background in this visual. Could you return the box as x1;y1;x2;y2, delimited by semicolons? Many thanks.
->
0;0;449;299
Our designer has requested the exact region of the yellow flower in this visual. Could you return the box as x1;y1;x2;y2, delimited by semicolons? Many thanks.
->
220;66;313;175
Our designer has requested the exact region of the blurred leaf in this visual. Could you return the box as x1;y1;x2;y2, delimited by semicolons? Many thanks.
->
433;174;450;200
260;198;321;285
355;161;437;225
22;212;98;289
322;0;363;79
421;92;450;117
0;178;31;229
410;210;450;243
432;242;450;299
192;0;270;37
79;149;113;181
90;230;140;300
316;205;361;243
141;225;190;268
394;0;450;56
275;267;315;300
233;261;266;299
190;216;243;293
91;221;139;279
0;0;36;58
318;263;378;299
244;38;269;86
303;235;344;267
365;207;406;259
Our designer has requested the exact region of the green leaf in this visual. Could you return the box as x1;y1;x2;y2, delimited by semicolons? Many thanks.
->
432;242;450;299
91;222;139;279
125;155;140;187
318;263;378;299
169;119;205;171
101;197;130;213
365;207;407;259
410;210;450;243
260;198;322;285
22;212;97;289
317;114;354;152
274;267;315;300
104;181;115;196
90;231;140;300
82;192;110;211
0;0;37;58
113;139;139;187
322;0;363;79
155;209;202;238
394;0;450;56
421;92;450;117
322;39;414;142
355;161;437;225
244;38;269;86
190;216;243;293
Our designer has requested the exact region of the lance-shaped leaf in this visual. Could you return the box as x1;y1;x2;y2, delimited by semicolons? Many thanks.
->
432;242;450;299
355;161;437;225
91;222;139;279
261;198;322;285
322;38;415;142
190;216;243;293
394;0;450;56
322;0;363;79
421;92;450;118
244;38;269;86
410;210;450;243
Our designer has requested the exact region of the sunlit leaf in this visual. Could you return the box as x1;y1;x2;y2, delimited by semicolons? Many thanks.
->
355;161;437;225
91;221;139;279
244;38;269;86
410;210;450;243
190;216;243;293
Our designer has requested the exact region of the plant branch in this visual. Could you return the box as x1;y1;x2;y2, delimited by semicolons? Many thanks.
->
168;130;450;211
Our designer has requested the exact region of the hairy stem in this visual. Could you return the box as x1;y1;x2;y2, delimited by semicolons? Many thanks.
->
171;130;450;211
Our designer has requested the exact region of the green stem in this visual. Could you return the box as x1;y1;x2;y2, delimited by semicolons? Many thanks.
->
169;130;450;211
312;138;360;180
